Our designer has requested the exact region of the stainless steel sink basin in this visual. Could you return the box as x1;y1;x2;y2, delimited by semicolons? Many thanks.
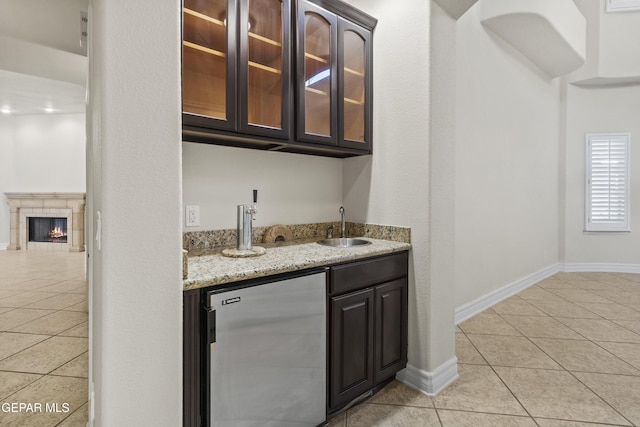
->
317;238;371;247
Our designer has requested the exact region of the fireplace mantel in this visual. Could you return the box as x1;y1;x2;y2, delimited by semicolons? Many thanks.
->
4;192;86;252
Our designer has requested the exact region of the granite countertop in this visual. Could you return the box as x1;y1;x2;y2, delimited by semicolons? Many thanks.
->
183;238;411;291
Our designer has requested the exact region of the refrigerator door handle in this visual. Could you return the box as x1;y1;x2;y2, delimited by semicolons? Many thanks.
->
207;309;216;344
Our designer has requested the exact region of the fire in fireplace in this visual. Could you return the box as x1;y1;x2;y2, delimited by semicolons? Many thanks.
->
29;217;68;243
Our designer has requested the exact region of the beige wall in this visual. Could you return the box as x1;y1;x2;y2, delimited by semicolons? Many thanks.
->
182;143;343;230
564;84;640;266
454;3;562;308
343;0;458;377
88;0;183;424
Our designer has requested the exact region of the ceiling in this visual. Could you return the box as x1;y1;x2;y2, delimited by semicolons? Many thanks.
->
0;0;88;116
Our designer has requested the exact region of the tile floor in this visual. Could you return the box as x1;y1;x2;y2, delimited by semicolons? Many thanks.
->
328;272;640;426
0;250;87;427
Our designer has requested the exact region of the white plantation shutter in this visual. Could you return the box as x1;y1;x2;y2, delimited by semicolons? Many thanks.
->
585;133;631;232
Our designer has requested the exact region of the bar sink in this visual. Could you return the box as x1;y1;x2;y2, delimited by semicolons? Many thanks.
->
317;238;371;247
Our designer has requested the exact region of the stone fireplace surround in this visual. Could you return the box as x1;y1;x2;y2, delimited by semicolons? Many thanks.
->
5;192;86;252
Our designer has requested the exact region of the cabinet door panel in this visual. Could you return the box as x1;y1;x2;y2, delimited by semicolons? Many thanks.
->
183;0;237;130
296;1;338;145
338;18;372;151
239;0;291;138
374;278;408;383
330;288;374;410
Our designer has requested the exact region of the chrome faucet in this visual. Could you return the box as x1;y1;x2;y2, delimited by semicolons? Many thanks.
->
339;206;345;238
237;190;258;251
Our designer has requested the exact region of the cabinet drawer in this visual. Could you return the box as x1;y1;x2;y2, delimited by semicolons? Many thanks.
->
329;252;408;295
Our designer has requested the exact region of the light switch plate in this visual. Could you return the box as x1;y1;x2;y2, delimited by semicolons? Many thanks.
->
185;205;200;227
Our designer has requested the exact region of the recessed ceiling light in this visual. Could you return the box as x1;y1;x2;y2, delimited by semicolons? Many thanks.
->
44;106;55;113
1;107;11;114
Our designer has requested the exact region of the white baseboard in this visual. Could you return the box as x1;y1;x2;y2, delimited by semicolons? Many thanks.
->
396;357;459;396
562;263;640;274
455;264;561;324
455;262;640;325
0;243;8;251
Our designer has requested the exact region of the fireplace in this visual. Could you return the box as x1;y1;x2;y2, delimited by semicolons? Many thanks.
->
29;217;68;243
4;192;85;252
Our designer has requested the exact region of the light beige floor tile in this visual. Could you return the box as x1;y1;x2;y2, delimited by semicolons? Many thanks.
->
502;315;584;340
535;419;623;427
23;293;87;311
432;364;527;416
58;321;88;338
613;320;640;335
9;310;87;335
326;413;346;427
369;380;433;407
0;332;50;360
455;333;487;365
0;291;59;308
439;410;537;427
547;289;613;304
517;287;567;302
346;403;441;427
0;308;56;331
63;300;88;312
596;342;640;371
527;300;600;319
467;334;561;369
536;278;578;291
0;279;59;291
0;307;13;315
491;297;548;317
0;371;42;400
0;375;87;427
50;352;88;378
0;290;23;299
56;403;88;427
573;372;640;426
553;272;593;282
591;291;640;309
459;313;521;336
531;337;640;375
567;281;612;292
557;318;640;343
35;280;87;294
0;336;88;374
494;367;630;425
612;273;640;284
574;302;640;321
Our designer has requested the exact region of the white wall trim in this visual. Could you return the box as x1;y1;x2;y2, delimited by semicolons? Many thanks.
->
0;243;7;250
455;262;640;325
396;357;459;396
455;264;561;324
562;263;640;274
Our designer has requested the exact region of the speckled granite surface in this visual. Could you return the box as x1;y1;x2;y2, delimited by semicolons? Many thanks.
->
183;238;411;291
183;222;410;250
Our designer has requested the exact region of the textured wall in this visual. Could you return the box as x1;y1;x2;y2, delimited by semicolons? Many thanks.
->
87;0;183;425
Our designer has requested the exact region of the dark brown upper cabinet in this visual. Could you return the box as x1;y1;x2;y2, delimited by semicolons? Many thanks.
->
182;0;290;139
181;0;376;157
296;1;373;153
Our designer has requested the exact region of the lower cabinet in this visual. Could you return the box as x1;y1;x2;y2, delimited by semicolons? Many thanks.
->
328;252;408;413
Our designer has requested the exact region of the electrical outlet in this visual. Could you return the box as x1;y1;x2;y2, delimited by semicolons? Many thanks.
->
185;206;200;227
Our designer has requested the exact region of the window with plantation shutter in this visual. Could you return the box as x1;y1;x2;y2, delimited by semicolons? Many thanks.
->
585;133;631;232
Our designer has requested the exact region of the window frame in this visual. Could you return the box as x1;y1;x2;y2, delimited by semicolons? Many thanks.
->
606;0;640;12
584;132;631;233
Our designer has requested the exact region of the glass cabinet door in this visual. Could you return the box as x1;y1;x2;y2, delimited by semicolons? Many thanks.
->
296;1;337;144
338;18;371;151
182;0;236;130
239;0;290;138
